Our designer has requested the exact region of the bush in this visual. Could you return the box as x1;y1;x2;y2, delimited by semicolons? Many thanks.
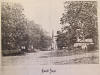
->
2;50;24;56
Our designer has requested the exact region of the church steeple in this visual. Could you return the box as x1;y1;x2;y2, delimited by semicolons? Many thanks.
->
51;29;57;50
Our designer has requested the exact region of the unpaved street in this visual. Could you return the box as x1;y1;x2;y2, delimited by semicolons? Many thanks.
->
1;51;98;75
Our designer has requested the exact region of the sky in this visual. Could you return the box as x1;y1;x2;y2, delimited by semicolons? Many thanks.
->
3;0;65;35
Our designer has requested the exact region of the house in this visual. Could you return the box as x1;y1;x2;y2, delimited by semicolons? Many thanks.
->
74;38;94;50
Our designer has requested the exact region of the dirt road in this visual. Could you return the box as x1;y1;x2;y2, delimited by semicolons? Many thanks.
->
1;50;98;75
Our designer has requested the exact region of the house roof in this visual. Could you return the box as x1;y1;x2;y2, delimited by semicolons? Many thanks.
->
76;39;93;43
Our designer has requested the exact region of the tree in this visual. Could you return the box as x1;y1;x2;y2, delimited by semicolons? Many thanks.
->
26;20;52;50
1;2;52;51
1;2;28;50
56;30;76;50
39;33;52;50
57;1;98;50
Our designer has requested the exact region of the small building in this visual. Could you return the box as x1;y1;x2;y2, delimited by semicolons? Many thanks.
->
74;38;94;50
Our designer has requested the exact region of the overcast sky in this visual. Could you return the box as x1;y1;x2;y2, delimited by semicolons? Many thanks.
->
4;0;65;35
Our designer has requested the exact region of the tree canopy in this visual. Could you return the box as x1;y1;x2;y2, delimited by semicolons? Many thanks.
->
56;1;98;50
1;2;52;51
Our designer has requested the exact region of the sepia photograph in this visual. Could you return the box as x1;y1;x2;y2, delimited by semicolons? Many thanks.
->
1;0;99;75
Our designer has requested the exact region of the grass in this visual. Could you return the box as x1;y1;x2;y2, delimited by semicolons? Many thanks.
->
54;55;99;64
48;49;99;64
49;48;98;57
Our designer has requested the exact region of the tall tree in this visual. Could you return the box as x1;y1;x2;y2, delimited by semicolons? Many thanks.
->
57;1;98;50
1;2;28;50
2;2;53;51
